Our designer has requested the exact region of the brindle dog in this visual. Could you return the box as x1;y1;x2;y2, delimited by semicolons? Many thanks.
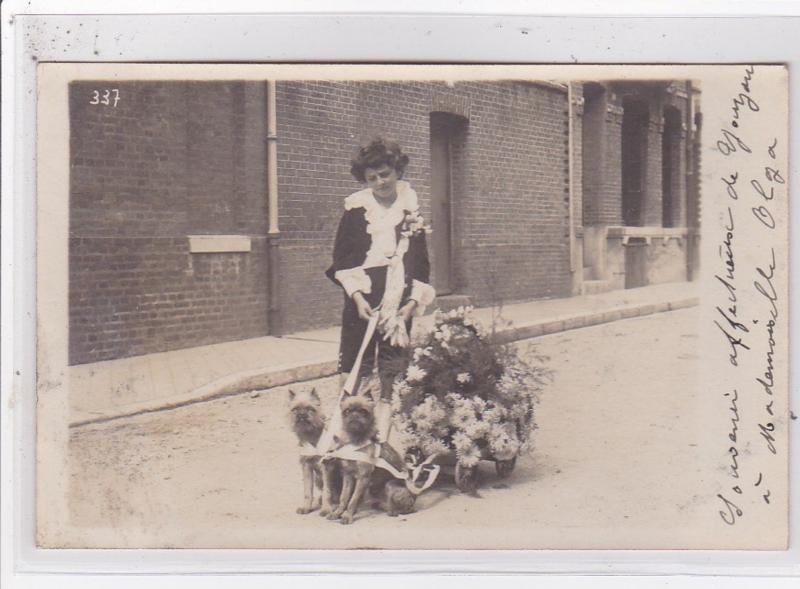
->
288;388;334;514
322;393;416;524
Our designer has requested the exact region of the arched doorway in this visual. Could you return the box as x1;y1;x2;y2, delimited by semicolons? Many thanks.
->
429;112;467;295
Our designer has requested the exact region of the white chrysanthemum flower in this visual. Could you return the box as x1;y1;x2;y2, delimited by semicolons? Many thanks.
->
456;372;472;384
410;407;433;431
410;395;446;427
463;418;491;439
394;428;419;453
450;403;476;428
451;431;473;452
471;397;487;413
392;379;411;396
406;364;427;383
412;347;425;362
489;430;520;461
445;392;464;404
421;436;450;456
426;394;447;412
449;393;470;412
483;405;507;424
509;402;532;420
458;443;482;468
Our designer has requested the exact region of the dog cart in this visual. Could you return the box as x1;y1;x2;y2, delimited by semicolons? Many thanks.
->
403;421;523;493
392;307;546;493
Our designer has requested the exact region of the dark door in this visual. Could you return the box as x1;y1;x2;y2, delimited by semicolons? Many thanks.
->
624;238;649;288
430;114;455;294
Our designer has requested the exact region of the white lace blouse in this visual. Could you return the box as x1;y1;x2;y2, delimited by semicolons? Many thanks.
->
334;181;435;313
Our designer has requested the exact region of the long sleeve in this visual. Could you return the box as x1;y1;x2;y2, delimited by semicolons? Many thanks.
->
405;231;435;314
325;209;372;296
407;231;431;284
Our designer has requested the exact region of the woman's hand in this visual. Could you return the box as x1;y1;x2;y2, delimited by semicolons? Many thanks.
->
352;291;375;321
398;299;418;323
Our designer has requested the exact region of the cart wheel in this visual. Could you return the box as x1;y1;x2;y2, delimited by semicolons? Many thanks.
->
454;463;477;492
495;456;517;479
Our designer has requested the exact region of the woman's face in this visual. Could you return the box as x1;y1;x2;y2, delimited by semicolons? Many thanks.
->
364;164;399;200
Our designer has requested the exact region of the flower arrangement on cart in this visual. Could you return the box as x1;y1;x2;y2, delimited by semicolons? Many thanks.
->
391;305;550;491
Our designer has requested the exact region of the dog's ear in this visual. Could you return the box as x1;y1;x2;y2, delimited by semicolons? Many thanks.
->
310;387;320;401
288;389;296;401
361;388;375;403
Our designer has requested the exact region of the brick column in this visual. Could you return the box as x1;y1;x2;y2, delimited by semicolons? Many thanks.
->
642;110;664;227
673;122;688;227
571;84;585;230
603;98;624;226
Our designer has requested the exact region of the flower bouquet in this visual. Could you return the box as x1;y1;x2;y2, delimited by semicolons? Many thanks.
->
390;306;549;491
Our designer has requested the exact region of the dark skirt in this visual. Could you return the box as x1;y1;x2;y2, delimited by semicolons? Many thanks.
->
338;266;413;378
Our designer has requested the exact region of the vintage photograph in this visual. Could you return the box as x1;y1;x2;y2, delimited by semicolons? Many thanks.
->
35;64;789;549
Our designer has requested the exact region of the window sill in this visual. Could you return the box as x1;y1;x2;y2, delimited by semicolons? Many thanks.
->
188;235;251;254
607;226;688;246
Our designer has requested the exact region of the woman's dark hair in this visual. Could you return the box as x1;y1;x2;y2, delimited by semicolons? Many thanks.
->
350;138;410;183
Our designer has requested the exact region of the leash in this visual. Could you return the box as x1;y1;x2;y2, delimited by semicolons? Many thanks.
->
320;441;441;496
307;229;441;494
313;311;381;455
305;309;441;493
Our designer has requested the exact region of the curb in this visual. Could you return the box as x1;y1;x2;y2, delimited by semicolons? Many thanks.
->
70;296;699;428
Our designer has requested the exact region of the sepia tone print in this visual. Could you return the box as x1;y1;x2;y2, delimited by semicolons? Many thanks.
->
67;79;700;369
35;64;788;549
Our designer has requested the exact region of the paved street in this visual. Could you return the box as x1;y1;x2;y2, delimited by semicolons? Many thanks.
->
68;307;709;549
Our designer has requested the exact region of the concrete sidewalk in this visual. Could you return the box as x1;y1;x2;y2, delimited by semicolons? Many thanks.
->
69;281;699;427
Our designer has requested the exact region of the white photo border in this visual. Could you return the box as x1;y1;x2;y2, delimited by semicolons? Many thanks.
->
2;1;799;585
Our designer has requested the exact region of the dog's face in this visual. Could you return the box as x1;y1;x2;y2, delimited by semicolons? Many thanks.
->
340;394;376;441
288;388;324;435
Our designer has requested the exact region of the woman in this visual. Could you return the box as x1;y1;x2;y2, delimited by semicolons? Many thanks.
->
325;138;436;442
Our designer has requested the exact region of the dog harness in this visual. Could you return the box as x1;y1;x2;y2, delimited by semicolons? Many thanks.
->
305;313;441;495
321;440;440;496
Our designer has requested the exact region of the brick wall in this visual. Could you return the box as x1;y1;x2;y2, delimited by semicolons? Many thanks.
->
662;88;690;228
449;82;572;308
581;85;608;227
69;81;269;365
275;80;572;333
72;79;687;363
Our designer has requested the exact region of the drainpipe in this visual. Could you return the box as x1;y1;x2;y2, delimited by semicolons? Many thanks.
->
266;80;282;335
567;83;577;286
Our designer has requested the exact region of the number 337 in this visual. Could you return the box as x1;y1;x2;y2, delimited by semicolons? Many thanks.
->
89;89;120;107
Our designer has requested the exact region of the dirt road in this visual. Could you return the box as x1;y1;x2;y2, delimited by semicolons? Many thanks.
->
68;307;712;549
